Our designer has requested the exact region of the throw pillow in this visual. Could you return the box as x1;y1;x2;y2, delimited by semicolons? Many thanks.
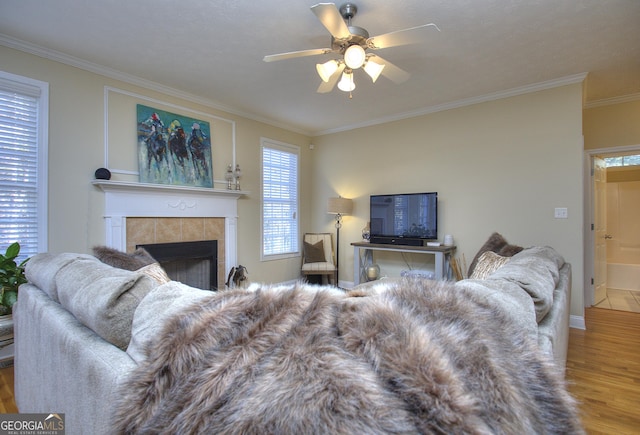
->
304;240;326;263
467;232;523;277
137;262;171;285
93;246;157;271
469;251;511;280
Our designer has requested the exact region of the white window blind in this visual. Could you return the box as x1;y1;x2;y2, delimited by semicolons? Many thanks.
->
0;72;48;261
261;139;299;259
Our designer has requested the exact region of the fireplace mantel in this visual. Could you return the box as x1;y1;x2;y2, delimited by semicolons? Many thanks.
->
92;180;248;275
92;180;248;200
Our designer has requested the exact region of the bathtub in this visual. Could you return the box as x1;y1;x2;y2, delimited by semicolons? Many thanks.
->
607;263;640;291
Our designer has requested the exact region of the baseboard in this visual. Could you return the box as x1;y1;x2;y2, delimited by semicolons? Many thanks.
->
570;315;586;330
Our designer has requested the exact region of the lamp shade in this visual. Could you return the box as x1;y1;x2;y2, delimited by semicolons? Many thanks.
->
327;197;353;215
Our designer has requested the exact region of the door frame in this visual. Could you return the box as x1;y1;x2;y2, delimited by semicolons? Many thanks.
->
584;144;640;307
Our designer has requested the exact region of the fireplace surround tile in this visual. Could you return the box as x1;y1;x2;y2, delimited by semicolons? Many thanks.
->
156;218;182;243
182;218;206;241
126;217;226;289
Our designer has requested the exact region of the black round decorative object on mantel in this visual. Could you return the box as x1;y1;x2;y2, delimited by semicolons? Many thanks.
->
95;168;111;180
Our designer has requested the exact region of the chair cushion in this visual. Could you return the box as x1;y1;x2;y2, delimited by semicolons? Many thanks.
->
302;262;336;272
304;240;326;263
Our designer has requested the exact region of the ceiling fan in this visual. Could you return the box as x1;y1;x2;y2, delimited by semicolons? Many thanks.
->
263;2;440;95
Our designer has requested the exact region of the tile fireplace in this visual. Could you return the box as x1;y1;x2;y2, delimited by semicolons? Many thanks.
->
93;180;245;289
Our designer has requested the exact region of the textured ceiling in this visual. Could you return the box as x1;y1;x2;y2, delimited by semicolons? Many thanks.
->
1;0;639;135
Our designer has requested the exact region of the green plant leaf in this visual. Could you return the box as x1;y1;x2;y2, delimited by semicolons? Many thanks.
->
2;290;17;308
5;242;19;260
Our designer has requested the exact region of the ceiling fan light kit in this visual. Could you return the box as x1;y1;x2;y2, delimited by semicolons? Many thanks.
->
316;59;340;82
344;44;366;69
363;58;385;83
264;2;440;96
337;70;356;92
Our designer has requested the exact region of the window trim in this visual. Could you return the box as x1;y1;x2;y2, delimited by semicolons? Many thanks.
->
0;70;49;256
260;137;300;262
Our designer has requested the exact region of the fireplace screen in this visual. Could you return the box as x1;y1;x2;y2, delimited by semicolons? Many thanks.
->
137;240;218;290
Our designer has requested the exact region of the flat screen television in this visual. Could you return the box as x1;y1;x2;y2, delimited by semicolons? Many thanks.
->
369;192;438;245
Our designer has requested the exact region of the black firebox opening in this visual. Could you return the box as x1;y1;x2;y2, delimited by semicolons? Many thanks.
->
137;240;218;291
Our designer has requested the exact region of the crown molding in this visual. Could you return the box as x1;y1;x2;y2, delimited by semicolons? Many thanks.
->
312;73;588;136
583;92;640;109
3;33;605;137
0;33;312;136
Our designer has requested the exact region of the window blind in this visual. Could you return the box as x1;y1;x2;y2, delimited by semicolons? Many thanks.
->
262;141;299;258
0;85;40;260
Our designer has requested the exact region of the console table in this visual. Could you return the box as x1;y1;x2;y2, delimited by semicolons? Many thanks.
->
352;242;456;285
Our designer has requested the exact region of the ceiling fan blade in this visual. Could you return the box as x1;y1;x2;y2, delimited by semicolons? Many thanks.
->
311;3;351;40
367;23;440;50
371;55;410;84
263;48;332;62
317;63;345;93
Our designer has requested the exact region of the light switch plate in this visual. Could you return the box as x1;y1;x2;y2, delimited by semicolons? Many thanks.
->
554;207;568;219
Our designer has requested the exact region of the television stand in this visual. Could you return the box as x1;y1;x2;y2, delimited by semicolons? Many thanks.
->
351;242;456;285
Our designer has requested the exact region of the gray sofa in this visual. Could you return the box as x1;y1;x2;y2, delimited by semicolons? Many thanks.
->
354;245;571;370
14;245;573;434
459;245;572;369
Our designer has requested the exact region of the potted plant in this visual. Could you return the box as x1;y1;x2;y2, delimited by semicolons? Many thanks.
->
0;242;28;316
0;242;28;367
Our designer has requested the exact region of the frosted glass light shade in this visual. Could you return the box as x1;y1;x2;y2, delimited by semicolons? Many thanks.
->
344;44;366;69
364;59;385;83
337;71;355;92
316;60;339;82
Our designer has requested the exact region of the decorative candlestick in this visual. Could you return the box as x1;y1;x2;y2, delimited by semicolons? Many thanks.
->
225;164;234;190
234;164;242;190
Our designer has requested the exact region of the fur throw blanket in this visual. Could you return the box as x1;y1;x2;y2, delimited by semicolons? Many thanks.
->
113;279;583;434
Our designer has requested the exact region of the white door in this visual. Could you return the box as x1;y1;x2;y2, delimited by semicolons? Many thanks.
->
593;156;607;305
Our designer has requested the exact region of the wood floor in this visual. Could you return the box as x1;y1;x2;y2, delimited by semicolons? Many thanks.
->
565;307;640;434
0;307;638;433
0;360;16;413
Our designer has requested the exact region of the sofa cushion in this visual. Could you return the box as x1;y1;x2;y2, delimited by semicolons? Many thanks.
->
489;246;564;322
469;251;511;280
468;232;523;277
24;252;97;302
454;278;538;341
127;282;214;363
56;257;158;349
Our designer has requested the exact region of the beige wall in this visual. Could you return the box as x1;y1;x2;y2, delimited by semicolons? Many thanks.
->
311;84;585;316
4;45;588;317
583;100;640;150
1;45;312;283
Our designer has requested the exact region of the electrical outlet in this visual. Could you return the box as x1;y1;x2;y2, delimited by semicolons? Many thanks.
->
554;207;568;219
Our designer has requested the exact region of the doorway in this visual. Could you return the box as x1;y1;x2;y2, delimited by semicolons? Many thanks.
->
586;146;640;313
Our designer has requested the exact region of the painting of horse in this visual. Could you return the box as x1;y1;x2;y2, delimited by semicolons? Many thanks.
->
137;104;213;188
